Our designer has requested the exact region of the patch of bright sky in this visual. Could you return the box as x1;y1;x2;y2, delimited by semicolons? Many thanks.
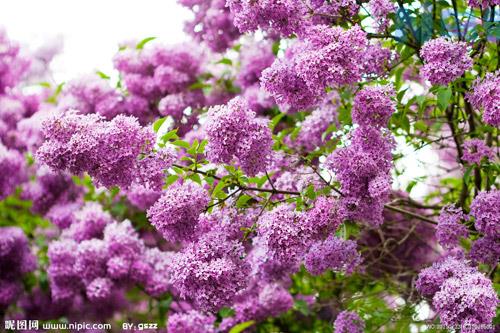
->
0;0;191;82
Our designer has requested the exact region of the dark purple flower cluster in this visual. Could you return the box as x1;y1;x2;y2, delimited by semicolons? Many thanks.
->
0;29;30;94
436;205;469;249
466;71;499;127
0;142;27;199
305;235;361;276
462;139;494;165
0;227;36;310
334;310;365;333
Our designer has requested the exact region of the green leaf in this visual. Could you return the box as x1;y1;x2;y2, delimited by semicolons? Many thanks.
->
437;85;452;111
153;118;167;133
165;174;179;187
172;140;190;149
219;307;235;318
229;321;255;333
236;194;252;208
136;37;156;50
463;166;473;185
96;71;110;80
216;58;233;65
293;299;310;316
270;113;285;130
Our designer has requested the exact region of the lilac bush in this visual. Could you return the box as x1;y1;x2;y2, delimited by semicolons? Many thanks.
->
0;1;498;332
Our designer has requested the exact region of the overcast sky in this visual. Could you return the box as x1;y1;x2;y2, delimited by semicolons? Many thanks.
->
0;0;191;81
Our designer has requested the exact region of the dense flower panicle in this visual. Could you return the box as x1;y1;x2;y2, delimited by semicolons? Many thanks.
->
58;75;123;119
158;90;204;120
362;43;397;77
334;310;365;333
260;57;318;112
238;42;275;88
310;0;359;20
125;183;161;210
326;126;395;225
178;0;241;52
436;205;469;249
415;256;475;298
462;139;494;164
302;196;342;241
197;205;253;240
294;96;339;150
305;236;361;275
134;248;175;297
294;25;368;93
74;239;109;285
37;111;155;189
226;0;308;36
167;310;216;333
0;29;30;93
169;231;250;312
420;37;472;85
47;239;80;301
468;0;500;8
0;142;27;199
205;97;273;175
0;227;36;309
352;85;395;128
0;93;40;147
257;205;307;269
368;0;395;32
63;202;113;241
85;277;113;302
243;84;275;114
469;236;500;267
147;182;209;243
21;165;82;216
103;220;144;261
45;201;82;229
433;271;498;329
135;146;176;191
257;283;294;317
466;71;499;127
470;190;500;238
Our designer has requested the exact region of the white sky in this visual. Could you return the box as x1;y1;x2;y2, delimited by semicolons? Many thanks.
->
0;0;191;82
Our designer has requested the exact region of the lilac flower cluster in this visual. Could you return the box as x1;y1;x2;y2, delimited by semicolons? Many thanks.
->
0;92;40;148
416;256;498;329
0;227;36;310
205;97;273;176
179;0;241;52
470;190;500;238
0;29;30;93
169;231;251;312
58;75;123;119
261;25;368;111
293;95;339;150
420;37;472;85
36;111;170;189
333;310;365;333
167;310;216;333
146;182;209;243
469;236;499;266
327;86;395;225
226;0;307;37
362;43;398;77
461;139;494;164
436;205;469;249
468;0;500;8
368;0;395;32
0;142;27;199
238;42;275;89
466;71;499;127
305;236;361;276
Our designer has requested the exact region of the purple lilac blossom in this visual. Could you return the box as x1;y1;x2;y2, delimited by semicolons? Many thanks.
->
470;190;500;238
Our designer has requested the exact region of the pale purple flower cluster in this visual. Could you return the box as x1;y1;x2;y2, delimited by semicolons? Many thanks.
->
131;247;175;297
302;196;342;241
135;147;177;191
294;95;339;150
470;190;500;238
462;139;494;164
36;111;161;189
436;205;469;249
0;93;40;148
352;85;396;128
362;43;398;77
261;25;368;111
167;310;216;333
0;29;30;93
178;0;241;52
169;231;250;312
0;142;27;199
468;0;500;8
420;37;472;85
469;236;499;266
310;0;360;21
326;108;395;226
58;75;123;119
333;310;365;333
466;71;499;127
227;0;307;36
305;235;361;275
47;217;155;306
416;256;498;329
146;182;209;243
238;42;275;89
0;227;36;310
205;97;273;176
368;0;395;32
